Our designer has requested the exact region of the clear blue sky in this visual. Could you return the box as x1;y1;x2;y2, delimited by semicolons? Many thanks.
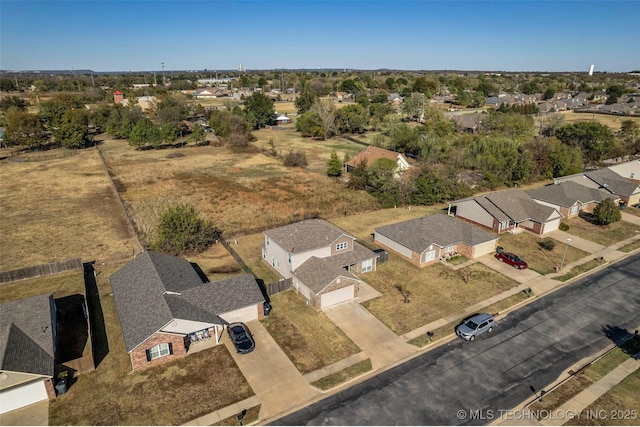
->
1;1;638;72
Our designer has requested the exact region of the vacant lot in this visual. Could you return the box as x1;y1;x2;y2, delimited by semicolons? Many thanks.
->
559;111;640;131
98;134;379;244
0;149;140;271
48;263;254;426
262;290;360;374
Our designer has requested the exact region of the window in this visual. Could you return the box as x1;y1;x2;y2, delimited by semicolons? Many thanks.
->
336;242;348;251
362;259;373;273
147;343;172;361
271;257;279;268
287;253;292;264
266;236;270;246
421;249;436;263
444;245;454;253
570;205;578;215
631;172;635;179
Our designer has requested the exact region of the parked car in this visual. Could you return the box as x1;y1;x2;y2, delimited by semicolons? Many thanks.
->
495;248;528;269
456;313;495;341
227;322;255;354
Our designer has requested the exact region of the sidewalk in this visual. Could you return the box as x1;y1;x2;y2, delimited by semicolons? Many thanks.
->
191;230;640;426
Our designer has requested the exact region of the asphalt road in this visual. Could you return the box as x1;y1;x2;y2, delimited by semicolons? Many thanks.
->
274;253;640;426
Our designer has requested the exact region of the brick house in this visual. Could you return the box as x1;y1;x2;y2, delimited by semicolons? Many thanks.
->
110;251;265;371
527;181;619;219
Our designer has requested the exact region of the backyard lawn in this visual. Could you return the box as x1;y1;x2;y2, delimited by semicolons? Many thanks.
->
562;216;640;247
361;253;519;335
262;290;361;374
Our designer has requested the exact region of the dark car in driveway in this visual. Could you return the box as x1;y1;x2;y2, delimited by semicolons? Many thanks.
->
227;322;255;354
495;248;528;269
456;313;495;341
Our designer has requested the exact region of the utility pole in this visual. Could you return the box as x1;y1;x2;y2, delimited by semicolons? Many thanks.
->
161;62;165;85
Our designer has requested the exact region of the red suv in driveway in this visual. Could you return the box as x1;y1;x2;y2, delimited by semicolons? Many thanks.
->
495;248;528;269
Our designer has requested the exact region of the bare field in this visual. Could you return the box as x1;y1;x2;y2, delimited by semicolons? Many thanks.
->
0;149;139;270
558;111;640;131
99;134;380;243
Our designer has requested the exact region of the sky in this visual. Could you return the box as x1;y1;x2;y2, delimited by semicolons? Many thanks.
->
1;1;639;73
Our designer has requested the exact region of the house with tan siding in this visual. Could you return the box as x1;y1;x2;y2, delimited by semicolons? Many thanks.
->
527;181;619;218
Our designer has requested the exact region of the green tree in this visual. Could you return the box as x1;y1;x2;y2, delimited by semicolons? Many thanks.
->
295;111;323;138
54;108;89;148
326;150;343;177
619;120;640;155
242;92;274;129
411;77;437;97
605;85;625;105
187;124;206;145
481;112;535;141
347;159;369;190
592;198;621;225
160;123;179;144
129;118;161;149
336;103;369;134
0;96;27;112
555;122;615;163
3;109;47;149
543;88;555;100
294;92;318;114
154;203;221;255
311;98;336;140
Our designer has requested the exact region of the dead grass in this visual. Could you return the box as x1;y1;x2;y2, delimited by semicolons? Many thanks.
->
361;257;519;335
496;232;589;275
623;206;640;217
262;290;360;374
186;242;243;282
555;258;606;282
0;149;140;271
0;270;84;303
559;111;640;132
48;263;254;426
562;216;640;247
618;240;640;253
310;359;373;391
228;233;280;283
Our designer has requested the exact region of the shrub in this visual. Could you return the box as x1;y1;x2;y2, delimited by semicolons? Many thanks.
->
559;222;570;231
283;150;308;167
539;238;556;251
593;198;621;225
154;203;222;255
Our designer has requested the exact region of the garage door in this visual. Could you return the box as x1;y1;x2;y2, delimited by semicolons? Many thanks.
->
542;219;560;234
473;240;498;258
0;380;48;414
219;304;258;324
321;285;354;309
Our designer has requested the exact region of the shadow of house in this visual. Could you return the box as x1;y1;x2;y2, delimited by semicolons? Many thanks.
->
83;262;108;368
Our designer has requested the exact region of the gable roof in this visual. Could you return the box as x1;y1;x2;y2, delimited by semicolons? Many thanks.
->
345;146;407;169
527;181;617;207
264;219;354;253
110;252;264;352
0;294;55;377
458;189;562;224
585;168;640;197
293;257;360;294
375;214;497;253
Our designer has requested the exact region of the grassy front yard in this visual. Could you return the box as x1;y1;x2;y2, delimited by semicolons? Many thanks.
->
562;216;640;247
495;232;589;275
48;264;255;425
262;290;361;374
361;254;519;335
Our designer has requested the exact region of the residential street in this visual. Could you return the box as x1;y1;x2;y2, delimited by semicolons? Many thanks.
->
274;252;640;426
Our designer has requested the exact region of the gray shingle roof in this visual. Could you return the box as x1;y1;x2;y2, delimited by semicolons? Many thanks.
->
459;189;561;224
0;294;55;377
264;219;354;253
375;214;497;253
585;169;640;198
293;257;360;294
527;181;617;207
326;242;379;269
110;252;264;352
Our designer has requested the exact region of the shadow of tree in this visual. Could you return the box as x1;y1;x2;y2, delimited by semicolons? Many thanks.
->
602;324;640;359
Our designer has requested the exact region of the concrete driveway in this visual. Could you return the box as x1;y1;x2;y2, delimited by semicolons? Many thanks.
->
323;301;416;370
478;253;541;283
223;320;320;420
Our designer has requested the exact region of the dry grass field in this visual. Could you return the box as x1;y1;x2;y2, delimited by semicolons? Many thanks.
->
0;149;140;271
558;111;640;131
98;132;379;245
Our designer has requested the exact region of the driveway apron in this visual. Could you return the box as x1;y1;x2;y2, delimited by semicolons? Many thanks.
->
323;301;416;370
223;320;320;420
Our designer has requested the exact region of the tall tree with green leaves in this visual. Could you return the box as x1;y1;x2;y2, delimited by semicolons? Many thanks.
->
592;198;621;225
129;118;161;149
3;109;47;149
326;150;343;177
54;108;89;148
243;92;275;129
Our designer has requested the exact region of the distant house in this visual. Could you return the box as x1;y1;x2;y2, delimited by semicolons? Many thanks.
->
388;93;403;105
450;112;486;133
450;189;563;235
374;214;499;268
608;159;640;182
344;146;410;177
527;181;619;219
262;219;379;309
0;294;57;414
110;251;265;371
194;88;227;99
275;114;292;125
113;90;124;104
555;166;640;205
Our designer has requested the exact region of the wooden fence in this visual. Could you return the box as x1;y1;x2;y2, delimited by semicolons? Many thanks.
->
0;258;83;284
264;278;292;296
